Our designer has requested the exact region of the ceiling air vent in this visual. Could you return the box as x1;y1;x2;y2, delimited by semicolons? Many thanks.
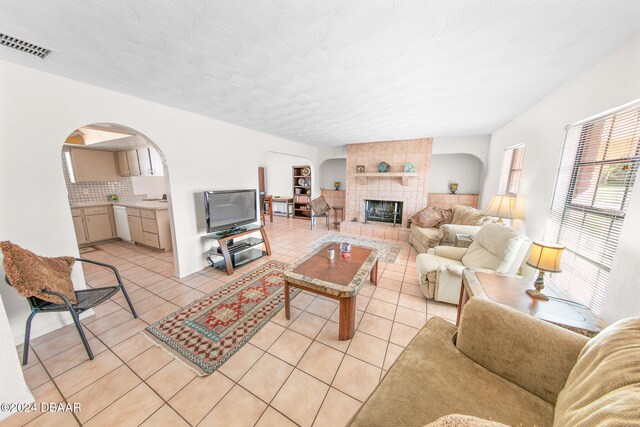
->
0;32;55;59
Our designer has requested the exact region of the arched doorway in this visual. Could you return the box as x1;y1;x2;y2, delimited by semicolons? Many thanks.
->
61;123;177;272
258;151;315;221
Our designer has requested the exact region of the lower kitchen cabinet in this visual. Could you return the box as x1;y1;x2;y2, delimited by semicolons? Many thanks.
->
72;213;88;245
71;205;116;246
127;207;171;251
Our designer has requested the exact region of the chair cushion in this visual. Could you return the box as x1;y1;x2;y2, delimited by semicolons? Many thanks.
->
554;317;640;426
451;205;486;226
310;196;330;216
0;241;77;305
462;224;524;272
416;252;463;298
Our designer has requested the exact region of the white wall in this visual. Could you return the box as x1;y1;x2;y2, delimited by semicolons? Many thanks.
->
319;158;347;190
0;60;317;343
428;153;483;194
481;33;640;323
432;136;490;166
0;293;33;422
259;152;313;197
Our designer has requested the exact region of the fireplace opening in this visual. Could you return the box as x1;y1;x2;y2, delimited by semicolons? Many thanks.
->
364;200;403;225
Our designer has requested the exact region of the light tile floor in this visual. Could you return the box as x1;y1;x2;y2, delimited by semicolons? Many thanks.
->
3;217;457;427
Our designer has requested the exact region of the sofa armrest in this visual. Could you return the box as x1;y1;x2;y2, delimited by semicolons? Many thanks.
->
456;298;589;405
433;246;467;261
441;224;481;246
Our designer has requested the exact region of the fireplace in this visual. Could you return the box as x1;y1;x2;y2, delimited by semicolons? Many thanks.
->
364;200;403;225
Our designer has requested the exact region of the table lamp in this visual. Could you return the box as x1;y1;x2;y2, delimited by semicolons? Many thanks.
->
483;194;517;224
525;241;565;301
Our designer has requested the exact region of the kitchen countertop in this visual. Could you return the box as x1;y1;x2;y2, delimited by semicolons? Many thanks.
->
70;200;169;211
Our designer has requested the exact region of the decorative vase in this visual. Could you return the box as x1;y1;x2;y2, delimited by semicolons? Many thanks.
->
378;162;390;173
334;181;341;190
448;183;459;194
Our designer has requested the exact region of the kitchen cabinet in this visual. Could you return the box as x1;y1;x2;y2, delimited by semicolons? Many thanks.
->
85;212;114;242
127;207;171;250
71;205;116;246
137;147;164;176
69;148;119;182
71;209;88;245
116;150;142;177
127;209;144;243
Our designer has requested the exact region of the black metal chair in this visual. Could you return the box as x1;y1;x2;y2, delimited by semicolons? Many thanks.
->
6;258;137;365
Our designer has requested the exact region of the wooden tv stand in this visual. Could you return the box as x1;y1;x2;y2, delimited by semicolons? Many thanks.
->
203;224;271;275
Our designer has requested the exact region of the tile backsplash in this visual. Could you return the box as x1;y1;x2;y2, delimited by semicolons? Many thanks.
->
62;154;146;204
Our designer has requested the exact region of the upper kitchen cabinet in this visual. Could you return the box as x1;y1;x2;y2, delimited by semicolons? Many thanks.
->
116;149;142;177
69;147;119;182
137;147;164;176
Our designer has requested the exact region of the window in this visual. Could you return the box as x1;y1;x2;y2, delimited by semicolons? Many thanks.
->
505;145;525;194
546;102;640;314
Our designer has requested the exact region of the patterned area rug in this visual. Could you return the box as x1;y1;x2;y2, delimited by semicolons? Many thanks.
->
310;234;404;264
145;261;298;375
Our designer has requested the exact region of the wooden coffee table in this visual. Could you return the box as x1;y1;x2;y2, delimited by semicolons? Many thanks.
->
283;243;379;340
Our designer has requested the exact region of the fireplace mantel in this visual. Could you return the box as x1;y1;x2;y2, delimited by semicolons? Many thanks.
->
356;172;417;186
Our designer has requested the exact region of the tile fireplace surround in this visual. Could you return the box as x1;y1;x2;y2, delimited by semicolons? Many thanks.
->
341;138;432;241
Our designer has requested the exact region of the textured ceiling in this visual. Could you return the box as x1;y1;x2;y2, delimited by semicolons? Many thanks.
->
1;0;639;147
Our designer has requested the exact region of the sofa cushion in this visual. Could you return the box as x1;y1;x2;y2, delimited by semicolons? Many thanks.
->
413;207;450;228
451;205;486;226
554;317;640;426
462;224;523;273
410;224;444;253
0;241;77;305
457;298;588;405
347;317;554;427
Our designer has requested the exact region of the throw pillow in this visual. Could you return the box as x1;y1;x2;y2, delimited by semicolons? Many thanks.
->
425;414;509;427
451;205;486;226
310;196;330;216
0;241;77;305
412;207;447;228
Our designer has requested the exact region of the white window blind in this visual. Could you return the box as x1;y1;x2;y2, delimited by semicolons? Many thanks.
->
546;102;640;314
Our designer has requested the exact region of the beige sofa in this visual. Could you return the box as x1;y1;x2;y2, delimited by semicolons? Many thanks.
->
416;223;532;304
409;205;487;253
348;297;640;427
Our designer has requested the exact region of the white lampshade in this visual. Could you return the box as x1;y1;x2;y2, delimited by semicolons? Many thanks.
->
526;241;565;273
483;194;518;219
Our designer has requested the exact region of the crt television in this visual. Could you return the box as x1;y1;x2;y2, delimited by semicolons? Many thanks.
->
204;189;257;233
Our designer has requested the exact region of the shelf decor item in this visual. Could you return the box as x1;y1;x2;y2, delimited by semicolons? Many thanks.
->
404;163;415;173
525;241;565;301
298;178;306;185
448;183;459;194
334;181;341;190
301;167;311;176
356;165;365;173
378;162;391;173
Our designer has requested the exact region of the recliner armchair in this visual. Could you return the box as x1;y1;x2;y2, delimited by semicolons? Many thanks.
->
416;223;533;304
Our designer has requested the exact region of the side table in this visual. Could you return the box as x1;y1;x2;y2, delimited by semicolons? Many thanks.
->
332;206;344;230
458;269;605;337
